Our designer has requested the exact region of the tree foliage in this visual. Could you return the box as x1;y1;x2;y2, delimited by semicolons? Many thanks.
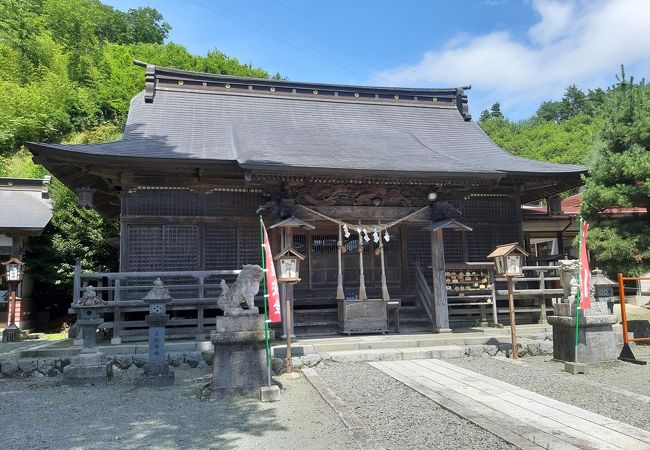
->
581;71;650;275
0;0;272;308
0;0;269;157
480;73;649;275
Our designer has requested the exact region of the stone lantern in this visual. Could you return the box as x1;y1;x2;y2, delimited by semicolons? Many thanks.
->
63;286;112;385
591;268;616;303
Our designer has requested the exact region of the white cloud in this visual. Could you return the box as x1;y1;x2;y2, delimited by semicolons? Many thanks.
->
373;0;650;119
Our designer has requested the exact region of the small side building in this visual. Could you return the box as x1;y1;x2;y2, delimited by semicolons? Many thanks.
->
0;176;53;329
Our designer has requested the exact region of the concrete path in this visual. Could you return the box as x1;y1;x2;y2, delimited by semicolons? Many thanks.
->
369;359;650;450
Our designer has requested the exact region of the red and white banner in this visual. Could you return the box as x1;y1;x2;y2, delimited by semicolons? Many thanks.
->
579;218;591;310
261;220;282;322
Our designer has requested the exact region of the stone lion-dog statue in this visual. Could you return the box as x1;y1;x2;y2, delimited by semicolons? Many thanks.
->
217;264;264;315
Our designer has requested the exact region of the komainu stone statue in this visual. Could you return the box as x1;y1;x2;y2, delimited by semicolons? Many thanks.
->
558;259;579;303
217;265;264;315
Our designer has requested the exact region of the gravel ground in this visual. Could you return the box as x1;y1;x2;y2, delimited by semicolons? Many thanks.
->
447;347;650;431
316;362;516;450
0;367;356;450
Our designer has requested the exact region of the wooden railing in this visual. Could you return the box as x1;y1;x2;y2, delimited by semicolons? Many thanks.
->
493;265;563;323
72;261;247;343
415;262;564;327
414;262;434;329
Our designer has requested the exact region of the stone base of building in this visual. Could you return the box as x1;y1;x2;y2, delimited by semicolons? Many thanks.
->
205;315;272;398
547;302;621;364
63;352;112;385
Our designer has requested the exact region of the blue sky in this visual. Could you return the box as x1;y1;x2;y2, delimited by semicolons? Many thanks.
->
105;0;650;120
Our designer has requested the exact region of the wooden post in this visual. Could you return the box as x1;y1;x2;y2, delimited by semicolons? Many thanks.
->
285;227;295;338
430;228;451;332
9;281;17;326
507;276;518;359
490;270;499;325
285;282;293;374
538;269;547;324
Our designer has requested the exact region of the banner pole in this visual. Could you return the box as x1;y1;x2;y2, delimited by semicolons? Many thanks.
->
574;216;582;364
260;216;272;388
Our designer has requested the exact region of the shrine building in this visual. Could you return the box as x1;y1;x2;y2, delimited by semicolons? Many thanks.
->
25;63;586;338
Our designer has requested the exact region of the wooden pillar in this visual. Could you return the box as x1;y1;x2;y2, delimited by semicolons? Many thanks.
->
507;276;518;359
430;229;451;332
285;227;295;338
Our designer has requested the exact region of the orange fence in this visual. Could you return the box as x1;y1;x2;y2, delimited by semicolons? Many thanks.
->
617;273;650;344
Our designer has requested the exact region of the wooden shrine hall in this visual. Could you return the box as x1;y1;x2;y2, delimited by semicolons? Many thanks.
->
26;62;586;339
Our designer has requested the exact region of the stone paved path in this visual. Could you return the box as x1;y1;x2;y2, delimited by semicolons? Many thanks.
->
369;359;650;450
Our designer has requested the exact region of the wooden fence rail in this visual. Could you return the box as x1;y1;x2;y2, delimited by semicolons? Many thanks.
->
417;262;564;326
72;260;245;343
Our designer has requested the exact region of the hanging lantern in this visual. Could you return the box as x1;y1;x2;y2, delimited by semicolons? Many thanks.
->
75;186;95;208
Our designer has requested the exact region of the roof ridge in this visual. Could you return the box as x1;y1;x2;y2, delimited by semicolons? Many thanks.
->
133;60;472;120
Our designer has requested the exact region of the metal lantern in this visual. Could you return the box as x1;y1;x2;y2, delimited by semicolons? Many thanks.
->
75;186;95;208
274;246;305;283
2;257;24;282
487;243;529;277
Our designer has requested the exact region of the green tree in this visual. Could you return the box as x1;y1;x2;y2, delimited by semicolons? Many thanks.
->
581;70;650;275
536;100;562;123
490;102;504;119
559;84;587;120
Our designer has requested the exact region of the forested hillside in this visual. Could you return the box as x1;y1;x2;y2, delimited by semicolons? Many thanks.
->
479;74;650;275
478;85;607;165
0;0;270;174
0;0;271;314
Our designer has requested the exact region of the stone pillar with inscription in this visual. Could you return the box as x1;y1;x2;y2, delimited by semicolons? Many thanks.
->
137;278;174;387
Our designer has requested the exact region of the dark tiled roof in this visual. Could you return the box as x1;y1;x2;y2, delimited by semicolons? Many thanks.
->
0;178;53;232
26;65;586;180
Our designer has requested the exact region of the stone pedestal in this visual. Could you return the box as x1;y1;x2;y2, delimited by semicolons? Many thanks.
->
63;351;112;385
547;302;621;363
206;314;270;398
63;313;111;385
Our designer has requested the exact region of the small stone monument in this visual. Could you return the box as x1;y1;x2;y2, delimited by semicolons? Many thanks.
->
64;286;112;385
547;260;620;367
137;278;174;387
205;265;272;399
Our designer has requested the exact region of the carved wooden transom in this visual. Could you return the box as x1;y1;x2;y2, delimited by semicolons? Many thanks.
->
291;184;433;207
